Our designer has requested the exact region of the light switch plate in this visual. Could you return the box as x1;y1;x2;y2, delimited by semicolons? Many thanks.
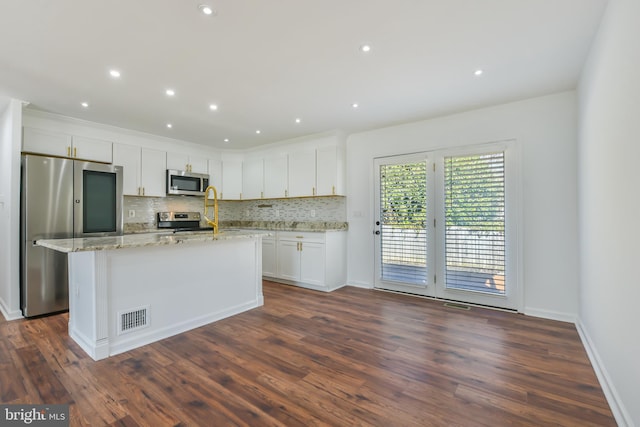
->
128;209;135;218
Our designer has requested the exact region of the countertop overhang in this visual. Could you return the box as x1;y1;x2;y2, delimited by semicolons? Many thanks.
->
37;230;272;253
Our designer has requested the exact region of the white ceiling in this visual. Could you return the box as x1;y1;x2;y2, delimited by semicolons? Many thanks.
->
0;0;607;149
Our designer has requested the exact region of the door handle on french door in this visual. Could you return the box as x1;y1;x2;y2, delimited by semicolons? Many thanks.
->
374;230;380;235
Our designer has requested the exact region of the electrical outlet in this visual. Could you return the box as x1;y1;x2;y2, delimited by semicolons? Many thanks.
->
310;209;316;218
128;209;135;218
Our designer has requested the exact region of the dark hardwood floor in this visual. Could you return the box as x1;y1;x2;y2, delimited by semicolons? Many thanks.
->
1;281;615;426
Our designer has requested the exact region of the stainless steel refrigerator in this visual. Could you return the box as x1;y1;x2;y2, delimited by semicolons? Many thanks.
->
20;154;123;317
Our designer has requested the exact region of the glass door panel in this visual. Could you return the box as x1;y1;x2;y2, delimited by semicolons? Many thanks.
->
374;154;434;296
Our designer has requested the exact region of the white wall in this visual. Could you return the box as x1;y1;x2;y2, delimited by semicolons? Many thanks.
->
0;98;23;319
578;0;640;425
346;91;579;320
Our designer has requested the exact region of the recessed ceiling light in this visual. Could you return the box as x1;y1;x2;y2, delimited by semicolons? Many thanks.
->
361;45;371;53
109;69;121;78
209;104;218;111
165;89;175;96
224;138;230;143
474;69;483;76
295;118;301;124
352;103;359;108
81;102;89;108
255;130;261;134
199;4;215;15
166;123;173;129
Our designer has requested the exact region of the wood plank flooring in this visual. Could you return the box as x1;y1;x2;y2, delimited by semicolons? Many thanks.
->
1;281;615;426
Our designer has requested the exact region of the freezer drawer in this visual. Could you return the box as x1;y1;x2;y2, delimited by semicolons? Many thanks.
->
21;243;69;317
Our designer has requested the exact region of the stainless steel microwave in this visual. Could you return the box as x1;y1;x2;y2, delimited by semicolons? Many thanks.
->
166;169;209;196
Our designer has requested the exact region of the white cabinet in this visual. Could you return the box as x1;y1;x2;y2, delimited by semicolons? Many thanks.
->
277;239;301;282
72;136;113;163
242;157;264;199
113;144;166;197
263;155;288;198
288;150;316;197
316;145;343;196
113;144;140;196
221;160;243;200
167;152;208;174
190;157;209;174
141;148;167;197
23;127;113;163
262;236;277;278
274;231;345;291
207;157;222;198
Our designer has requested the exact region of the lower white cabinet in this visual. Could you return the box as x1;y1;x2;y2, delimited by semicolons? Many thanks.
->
262;236;277;278
269;231;346;292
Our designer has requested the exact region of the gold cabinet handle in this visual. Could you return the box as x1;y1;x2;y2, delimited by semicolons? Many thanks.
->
142;187;145;196
74;147;77;157
67;146;70;157
261;191;264;199
285;189;288;197
296;235;304;239
312;187;316;196
332;185;335;195
240;193;242;200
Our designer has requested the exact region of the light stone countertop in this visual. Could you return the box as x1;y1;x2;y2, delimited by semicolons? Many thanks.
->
124;221;348;234
37;230;272;253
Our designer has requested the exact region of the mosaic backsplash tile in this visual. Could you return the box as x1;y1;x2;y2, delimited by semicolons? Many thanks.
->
123;195;347;228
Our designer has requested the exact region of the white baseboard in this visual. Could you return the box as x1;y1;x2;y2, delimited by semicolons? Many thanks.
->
576;319;632;427
523;306;576;323
0;297;23;321
346;281;373;289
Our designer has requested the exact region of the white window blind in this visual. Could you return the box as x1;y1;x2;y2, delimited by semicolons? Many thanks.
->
444;152;505;295
379;161;428;285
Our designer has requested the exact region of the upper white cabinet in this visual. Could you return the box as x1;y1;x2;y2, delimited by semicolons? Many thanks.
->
71;136;113;163
141;148;167;197
113;144;140;196
167;152;208;174
208;158;222;189
113;143;166;197
221;160;243;200
23;127;113;163
288;150;316;197
316;145;343;196
242;157;264;199
263;155;288;198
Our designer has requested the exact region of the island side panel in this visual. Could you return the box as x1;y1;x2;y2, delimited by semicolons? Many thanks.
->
68;251;110;360
106;237;263;357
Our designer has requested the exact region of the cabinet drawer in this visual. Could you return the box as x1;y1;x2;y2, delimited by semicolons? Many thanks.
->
278;231;325;244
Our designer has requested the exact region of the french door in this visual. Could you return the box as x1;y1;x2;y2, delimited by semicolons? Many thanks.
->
374;143;520;310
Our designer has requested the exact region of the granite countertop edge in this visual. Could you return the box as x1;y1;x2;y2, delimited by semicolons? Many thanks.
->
37;230;272;253
124;221;349;234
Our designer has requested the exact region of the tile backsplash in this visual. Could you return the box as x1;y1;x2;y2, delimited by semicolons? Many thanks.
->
124;195;346;227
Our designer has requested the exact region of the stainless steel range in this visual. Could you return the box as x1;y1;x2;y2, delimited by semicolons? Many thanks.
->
157;211;213;233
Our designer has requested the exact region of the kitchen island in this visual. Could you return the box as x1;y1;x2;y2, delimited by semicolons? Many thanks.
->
37;230;269;361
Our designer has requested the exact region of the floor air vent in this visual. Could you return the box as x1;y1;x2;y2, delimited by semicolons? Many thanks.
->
118;306;149;335
444;302;471;311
